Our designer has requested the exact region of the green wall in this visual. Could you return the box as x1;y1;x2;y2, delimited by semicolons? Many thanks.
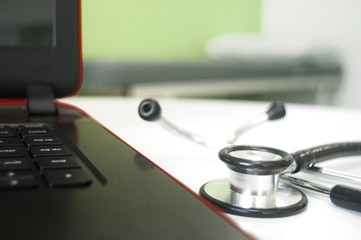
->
82;0;262;60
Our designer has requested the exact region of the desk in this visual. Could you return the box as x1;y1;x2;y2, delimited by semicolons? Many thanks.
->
62;96;361;239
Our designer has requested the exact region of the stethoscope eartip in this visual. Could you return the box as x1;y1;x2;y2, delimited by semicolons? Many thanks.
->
138;99;162;121
267;101;286;120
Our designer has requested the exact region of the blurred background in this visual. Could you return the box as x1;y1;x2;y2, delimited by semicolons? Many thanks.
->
80;0;361;107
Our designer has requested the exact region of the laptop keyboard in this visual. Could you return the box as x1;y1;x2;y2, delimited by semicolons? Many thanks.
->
0;124;92;189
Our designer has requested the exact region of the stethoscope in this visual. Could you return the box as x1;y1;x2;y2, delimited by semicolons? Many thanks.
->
138;99;361;218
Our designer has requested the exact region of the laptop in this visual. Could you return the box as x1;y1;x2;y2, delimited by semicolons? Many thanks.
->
0;0;251;239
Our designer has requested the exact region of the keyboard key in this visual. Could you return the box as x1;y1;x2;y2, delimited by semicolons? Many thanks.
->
35;157;80;170
0;158;31;171
0;171;34;178
43;169;92;187
0;171;38;189
0;127;16;137
0;178;39;189
18;126;53;137
24;136;62;147
0;146;25;158
0;125;95;189
0;138;21;146
29;145;71;157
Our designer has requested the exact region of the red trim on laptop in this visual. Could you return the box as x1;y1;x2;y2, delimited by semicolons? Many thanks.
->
0;99;27;106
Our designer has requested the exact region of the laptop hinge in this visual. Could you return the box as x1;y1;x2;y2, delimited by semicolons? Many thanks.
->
27;84;57;115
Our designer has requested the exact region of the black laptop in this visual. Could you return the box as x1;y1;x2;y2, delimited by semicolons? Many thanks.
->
0;0;251;239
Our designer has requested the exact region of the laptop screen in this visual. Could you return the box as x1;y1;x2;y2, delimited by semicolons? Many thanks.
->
0;0;81;99
0;0;54;47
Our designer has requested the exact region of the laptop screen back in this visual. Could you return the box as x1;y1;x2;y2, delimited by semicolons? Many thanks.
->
0;0;53;47
0;0;81;99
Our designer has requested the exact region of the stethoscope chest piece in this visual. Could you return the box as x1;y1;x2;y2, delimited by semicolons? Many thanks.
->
200;145;308;218
200;179;307;218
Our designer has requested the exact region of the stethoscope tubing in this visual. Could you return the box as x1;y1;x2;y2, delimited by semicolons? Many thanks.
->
291;142;361;173
219;142;361;176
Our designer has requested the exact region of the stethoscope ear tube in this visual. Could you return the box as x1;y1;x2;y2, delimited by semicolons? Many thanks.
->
139;98;287;148
291;142;361;173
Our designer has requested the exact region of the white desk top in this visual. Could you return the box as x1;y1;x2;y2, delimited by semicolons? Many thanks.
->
62;96;361;240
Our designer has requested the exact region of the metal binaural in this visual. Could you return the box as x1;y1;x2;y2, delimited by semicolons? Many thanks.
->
138;99;287;148
227;101;286;145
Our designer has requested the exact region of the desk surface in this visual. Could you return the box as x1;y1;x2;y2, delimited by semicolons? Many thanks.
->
62;96;361;240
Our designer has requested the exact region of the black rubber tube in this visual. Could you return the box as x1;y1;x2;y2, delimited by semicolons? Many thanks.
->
330;185;361;212
291;142;361;173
